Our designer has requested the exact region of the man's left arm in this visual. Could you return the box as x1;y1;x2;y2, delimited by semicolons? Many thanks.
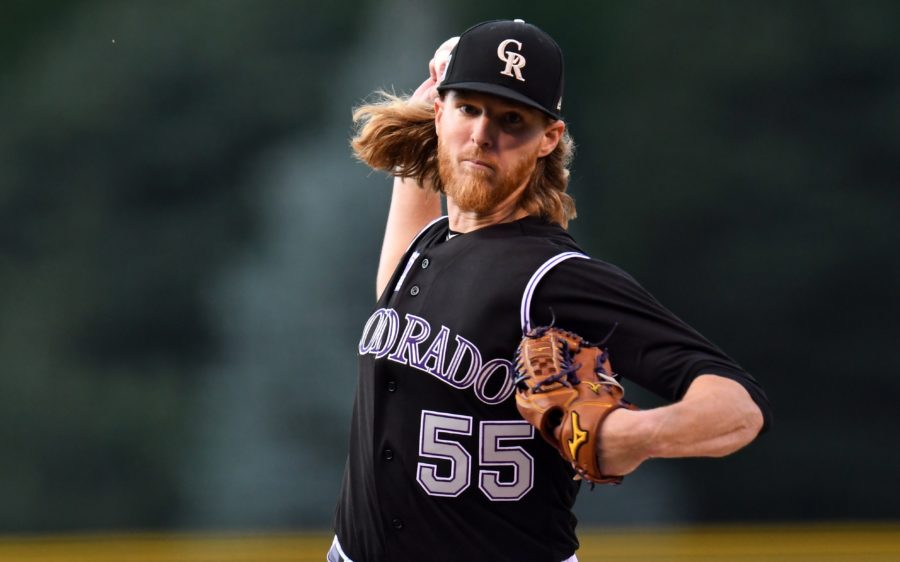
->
598;374;765;476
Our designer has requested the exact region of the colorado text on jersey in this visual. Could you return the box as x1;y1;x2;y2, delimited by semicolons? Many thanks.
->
358;308;517;405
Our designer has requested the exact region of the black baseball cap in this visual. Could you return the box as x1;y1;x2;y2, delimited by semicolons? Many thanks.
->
437;19;564;119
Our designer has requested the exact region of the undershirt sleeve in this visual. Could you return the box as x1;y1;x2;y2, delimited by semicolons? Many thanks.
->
530;257;773;432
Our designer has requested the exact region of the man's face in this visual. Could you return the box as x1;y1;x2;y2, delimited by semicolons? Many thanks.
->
435;90;562;215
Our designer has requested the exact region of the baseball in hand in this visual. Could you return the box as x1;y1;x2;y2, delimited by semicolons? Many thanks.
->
430;36;459;85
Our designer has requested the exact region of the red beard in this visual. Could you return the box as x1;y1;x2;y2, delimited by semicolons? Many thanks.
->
437;140;538;214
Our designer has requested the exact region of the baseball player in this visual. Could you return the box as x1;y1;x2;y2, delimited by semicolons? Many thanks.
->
330;19;772;562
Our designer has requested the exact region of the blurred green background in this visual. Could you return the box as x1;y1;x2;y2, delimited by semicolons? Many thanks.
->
1;0;897;536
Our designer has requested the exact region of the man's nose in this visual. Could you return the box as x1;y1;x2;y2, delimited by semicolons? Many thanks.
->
470;115;496;149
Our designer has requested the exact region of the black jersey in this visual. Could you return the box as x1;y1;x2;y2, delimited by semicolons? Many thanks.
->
334;216;771;562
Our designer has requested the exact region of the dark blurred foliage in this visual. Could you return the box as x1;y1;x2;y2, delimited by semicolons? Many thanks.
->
0;0;898;532
0;0;372;531
556;0;900;522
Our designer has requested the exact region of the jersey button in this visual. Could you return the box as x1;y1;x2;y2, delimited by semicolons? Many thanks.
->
382;448;394;460
391;518;404;530
386;380;397;392
409;285;420;296
421;258;430;269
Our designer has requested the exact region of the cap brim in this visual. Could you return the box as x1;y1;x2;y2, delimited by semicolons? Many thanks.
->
437;81;561;120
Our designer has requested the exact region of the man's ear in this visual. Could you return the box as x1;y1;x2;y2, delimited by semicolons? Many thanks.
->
538;120;565;158
434;97;444;136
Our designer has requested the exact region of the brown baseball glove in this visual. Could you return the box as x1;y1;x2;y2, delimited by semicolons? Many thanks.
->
514;325;636;485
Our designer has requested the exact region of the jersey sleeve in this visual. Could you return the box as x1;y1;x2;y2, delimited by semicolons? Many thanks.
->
530;257;773;432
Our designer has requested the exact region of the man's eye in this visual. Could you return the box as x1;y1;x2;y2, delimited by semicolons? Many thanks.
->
503;113;523;125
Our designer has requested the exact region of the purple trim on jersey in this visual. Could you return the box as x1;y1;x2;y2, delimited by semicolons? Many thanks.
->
474;358;516;405
404;215;448;254
411;324;450;376
393;216;446;293
357;307;400;358
443;335;482;389
358;308;519;403
393;251;420;293
387;313;431;365
520;252;590;333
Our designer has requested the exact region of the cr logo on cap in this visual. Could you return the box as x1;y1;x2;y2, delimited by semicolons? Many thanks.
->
497;39;526;82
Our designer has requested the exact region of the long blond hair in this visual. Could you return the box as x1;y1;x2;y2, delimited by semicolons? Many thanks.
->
351;92;577;228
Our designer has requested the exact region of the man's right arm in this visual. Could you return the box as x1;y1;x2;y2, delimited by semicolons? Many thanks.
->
376;176;441;296
374;37;457;297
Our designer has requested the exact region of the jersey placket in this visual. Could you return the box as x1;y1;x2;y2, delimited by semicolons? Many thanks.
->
376;250;437;555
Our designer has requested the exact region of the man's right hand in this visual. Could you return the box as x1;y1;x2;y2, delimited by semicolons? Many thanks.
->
410;36;458;104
